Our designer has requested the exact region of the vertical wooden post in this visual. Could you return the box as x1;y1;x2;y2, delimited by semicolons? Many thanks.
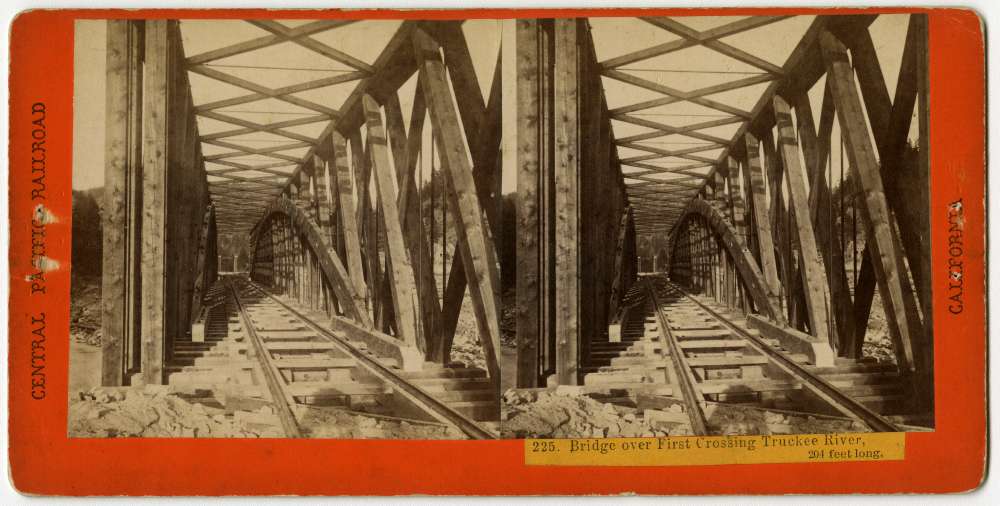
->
102;20;144;386
514;19;543;388
552;18;581;386
138;20;170;385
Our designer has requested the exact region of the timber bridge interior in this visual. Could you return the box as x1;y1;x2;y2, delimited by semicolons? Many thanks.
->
96;13;932;438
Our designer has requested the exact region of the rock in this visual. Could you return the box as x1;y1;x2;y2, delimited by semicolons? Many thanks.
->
143;384;171;397
87;406;107;420
644;409;689;426
554;385;585;397
623;413;636;422
669;404;683;413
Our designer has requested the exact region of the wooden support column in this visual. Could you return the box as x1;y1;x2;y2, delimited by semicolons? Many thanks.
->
514;19;546;388
773;95;831;341
102;19;144;386
138;20;170;385
415;28;503;389
551;18;581;386
362;95;422;349
820;30;925;379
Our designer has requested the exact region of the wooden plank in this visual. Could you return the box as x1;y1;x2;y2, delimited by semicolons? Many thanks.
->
362;95;422;350
414;28;502;390
773;95;831;341
820;30;925;376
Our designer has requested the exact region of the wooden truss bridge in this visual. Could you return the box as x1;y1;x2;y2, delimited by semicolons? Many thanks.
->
99;14;933;436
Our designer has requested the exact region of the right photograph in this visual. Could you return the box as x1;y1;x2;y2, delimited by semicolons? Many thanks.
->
500;13;933;438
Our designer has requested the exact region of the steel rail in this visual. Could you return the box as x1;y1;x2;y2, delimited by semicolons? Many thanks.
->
243;280;497;440
645;278;710;435
664;279;900;433
229;279;304;438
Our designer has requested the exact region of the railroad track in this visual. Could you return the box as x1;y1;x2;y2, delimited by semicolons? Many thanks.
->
575;274;928;435
170;275;498;439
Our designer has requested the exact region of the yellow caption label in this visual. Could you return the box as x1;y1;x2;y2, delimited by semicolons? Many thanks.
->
525;432;905;466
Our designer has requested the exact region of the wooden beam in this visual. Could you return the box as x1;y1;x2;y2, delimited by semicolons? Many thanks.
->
435;24;504;359
642;17;785;75
743;133;782;315
820;30;925;376
186;20;354;65
724;156;747;240
773;94;831;341
198;110;321;144
362;95;422;350
794;91;855;353
600;16;790;69
415;28;502;389
849;16;931;362
603;68;751;118
383;89;445;362
248;20;375;73
189;64;341;117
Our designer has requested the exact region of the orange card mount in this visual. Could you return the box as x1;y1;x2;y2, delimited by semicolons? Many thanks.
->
8;7;985;495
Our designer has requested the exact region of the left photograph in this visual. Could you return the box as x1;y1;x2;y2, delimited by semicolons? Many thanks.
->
69;18;505;439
